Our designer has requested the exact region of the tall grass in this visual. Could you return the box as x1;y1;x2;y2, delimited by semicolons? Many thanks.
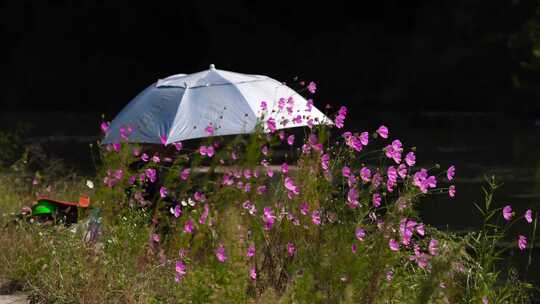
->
0;107;537;303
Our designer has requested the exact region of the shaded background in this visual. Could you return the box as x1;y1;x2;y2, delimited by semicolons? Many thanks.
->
2;1;540;115
1;0;540;286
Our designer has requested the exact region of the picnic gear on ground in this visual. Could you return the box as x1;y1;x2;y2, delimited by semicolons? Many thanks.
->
31;196;90;224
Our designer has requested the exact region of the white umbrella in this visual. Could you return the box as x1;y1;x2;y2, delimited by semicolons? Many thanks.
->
102;64;332;145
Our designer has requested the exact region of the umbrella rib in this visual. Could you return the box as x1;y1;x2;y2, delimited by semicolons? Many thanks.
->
165;87;189;145
157;78;269;89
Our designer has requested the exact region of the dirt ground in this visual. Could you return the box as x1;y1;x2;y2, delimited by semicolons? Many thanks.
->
0;293;28;304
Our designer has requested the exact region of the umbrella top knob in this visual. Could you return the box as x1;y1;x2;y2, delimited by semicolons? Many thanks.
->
209;64;216;70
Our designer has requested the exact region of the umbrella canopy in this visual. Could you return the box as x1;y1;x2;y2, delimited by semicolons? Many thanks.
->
102;64;332;145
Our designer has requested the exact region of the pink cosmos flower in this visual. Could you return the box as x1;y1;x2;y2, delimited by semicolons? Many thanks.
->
350;136;363;152
287;134;295;145
342;166;351;178
152;155;161;163
281;163;289;174
278;98;285;110
389;239;399;251
256;185;267;195
334;106;347;128
347;188;359;209
385;140;403;164
284;177;299;195
152;233;160;243
292;115;302;124
405;152;416;166
412;169;436;193
342;132;363;152
172;141;183;151
416;224;425;236
160;135;168;146
111;169;123;180
222;174;233;186
260;101;267;111
199;145;207;156
145;168;157;183
267;117;277;133
305;99;314;111
287;242;296;257
249;267;257;280
287;96;294;105
205;123;214;135
321;154;330;171
180;168;190;181
360;167;371;182
287;213;300;226
280;97;291;111
193;191;205;202
372;172;382;189
503;205;513;221
300;202;309;215
356;228;366;241
412;252;429;269
119;127;129;140
267;168;274;177
100;121;110;133
242;201;257;215
392;139;403;151
175;260;187;283
377;125;389;139
360;132;369;146
141;153;149;162
216;243;228;262
399;219;415;245
351;243;357;253
183;219;194;233
170;205;182;218
261;145;269;156
387;166;398;184
429;239;439;256
447;165;455;181
247;244;255;258
263;207;276;230
159;186;167;198
386;271;393;281
398;164;407;178
311;210;321;225
206;146;215;157
309;134;323;151
112;143;121;152
525;209;533;223
372;193;382;208
518;235;527;251
307;81;317;93
449;185;456;198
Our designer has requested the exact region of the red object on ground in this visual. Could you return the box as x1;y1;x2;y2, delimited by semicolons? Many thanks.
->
35;196;90;208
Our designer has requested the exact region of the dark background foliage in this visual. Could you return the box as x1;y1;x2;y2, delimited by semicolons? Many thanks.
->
2;0;540;117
